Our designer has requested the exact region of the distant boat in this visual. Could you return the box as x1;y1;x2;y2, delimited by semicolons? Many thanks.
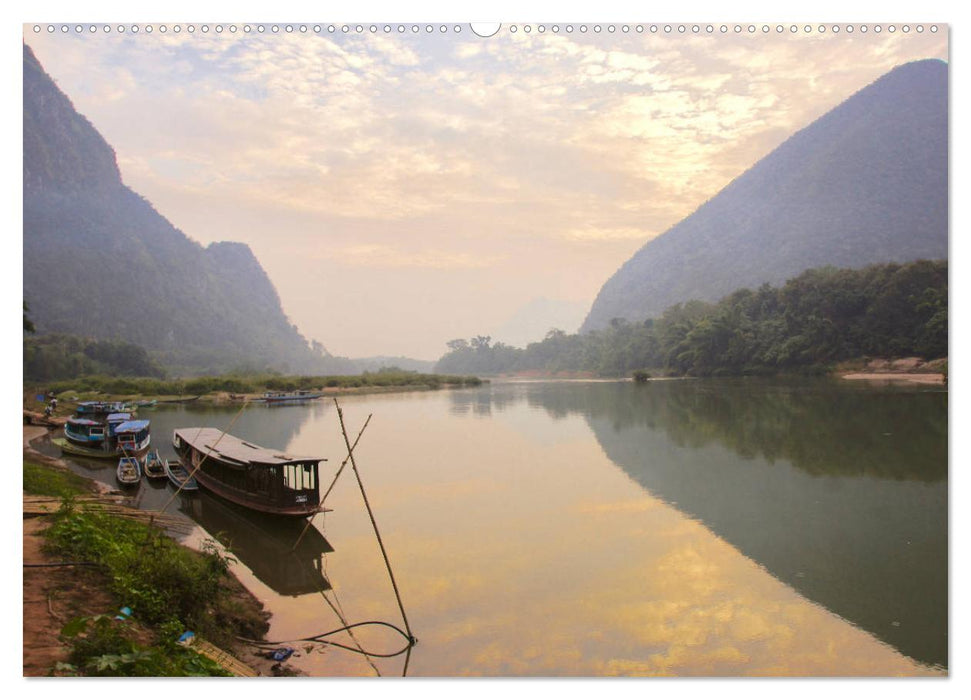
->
135;399;157;409
259;390;324;405
172;428;326;517
143;449;167;479
164;459;199;492
75;400;133;417
116;456;141;486
157;396;202;404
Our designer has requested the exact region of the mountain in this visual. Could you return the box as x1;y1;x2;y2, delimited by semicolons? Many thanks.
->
581;59;948;332
22;43;337;375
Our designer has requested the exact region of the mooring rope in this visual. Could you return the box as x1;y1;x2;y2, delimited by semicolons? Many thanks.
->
240;620;414;659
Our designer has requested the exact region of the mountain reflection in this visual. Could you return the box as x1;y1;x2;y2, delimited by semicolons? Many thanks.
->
477;379;948;668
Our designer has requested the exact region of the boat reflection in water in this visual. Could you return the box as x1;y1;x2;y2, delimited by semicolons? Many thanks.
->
182;490;333;597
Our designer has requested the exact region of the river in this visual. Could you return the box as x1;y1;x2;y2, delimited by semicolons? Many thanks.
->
37;377;948;677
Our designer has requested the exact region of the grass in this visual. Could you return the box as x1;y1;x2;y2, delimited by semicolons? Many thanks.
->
23;459;95;498
37;500;269;676
38;369;483;399
57;615;230;677
43;504;268;649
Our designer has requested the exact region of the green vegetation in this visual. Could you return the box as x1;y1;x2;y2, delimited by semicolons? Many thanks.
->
582;61;947;332
24;301;35;334
40;369;483;397
57;616;230;677
43;505;268;652
437;261;947;377
24;333;166;382
23;459;95;498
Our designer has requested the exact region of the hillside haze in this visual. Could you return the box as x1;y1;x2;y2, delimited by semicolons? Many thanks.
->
23;44;340;375
581;59;948;332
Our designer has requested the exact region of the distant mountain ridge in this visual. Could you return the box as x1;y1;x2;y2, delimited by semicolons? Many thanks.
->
581;59;948;332
22;43;338;375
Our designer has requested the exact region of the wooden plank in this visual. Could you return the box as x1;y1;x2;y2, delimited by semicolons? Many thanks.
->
193;639;260;677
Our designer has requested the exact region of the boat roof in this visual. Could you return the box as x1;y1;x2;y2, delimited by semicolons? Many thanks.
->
116;420;150;432
175;427;325;466
67;418;100;426
107;413;132;421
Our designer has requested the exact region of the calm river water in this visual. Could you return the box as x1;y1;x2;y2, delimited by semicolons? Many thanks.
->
41;378;948;677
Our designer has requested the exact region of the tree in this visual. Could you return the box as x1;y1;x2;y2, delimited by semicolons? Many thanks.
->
23;301;35;334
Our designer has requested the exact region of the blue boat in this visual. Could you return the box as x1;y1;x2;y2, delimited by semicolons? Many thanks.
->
115;420;151;457
165;460;199;492
117;456;141;486
75;401;132;417
64;417;107;449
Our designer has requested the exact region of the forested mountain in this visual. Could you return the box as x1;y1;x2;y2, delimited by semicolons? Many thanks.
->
582;59;948;332
22;44;341;375
436;260;947;377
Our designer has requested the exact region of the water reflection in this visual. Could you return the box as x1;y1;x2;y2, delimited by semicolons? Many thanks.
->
483;379;948;668
35;383;947;675
181;491;332;597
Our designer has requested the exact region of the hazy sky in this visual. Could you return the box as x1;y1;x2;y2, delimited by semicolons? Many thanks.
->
24;24;947;360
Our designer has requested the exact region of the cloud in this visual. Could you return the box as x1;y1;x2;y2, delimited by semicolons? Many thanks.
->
324;244;504;269
23;26;948;358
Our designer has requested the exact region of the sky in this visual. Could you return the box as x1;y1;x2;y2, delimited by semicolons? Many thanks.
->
23;23;947;360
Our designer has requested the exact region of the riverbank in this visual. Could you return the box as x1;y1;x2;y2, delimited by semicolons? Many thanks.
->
22;426;288;677
837;356;946;385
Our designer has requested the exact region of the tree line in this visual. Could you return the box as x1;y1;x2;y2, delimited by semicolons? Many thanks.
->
435;260;947;377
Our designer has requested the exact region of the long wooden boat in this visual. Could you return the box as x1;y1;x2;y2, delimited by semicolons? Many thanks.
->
143;449;167;479
165;459;199;492
259;391;324;404
117;456;141;486
52;436;118;459
172;428;326;517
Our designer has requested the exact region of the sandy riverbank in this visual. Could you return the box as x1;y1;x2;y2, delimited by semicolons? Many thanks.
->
841;373;945;385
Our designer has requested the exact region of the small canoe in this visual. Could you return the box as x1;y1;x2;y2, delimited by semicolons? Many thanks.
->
117;456;142;486
143;449;167;479
165;460;199;492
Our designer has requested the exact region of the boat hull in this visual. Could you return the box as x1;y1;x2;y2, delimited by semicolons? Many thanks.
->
192;470;321;517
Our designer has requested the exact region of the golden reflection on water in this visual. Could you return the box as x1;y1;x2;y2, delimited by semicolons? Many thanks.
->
205;392;942;677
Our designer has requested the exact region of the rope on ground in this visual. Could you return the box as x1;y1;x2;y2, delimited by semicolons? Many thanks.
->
240;620;414;659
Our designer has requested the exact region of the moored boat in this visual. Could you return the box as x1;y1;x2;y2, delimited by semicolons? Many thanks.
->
64;417;107;449
115;420;151;457
75;400;135;417
172;428;326;517
143;449;167;479
165;459;199;492
117;456;141;486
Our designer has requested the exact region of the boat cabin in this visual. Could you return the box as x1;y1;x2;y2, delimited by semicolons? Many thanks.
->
173;428;326;517
115;419;151;455
64;417;106;446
